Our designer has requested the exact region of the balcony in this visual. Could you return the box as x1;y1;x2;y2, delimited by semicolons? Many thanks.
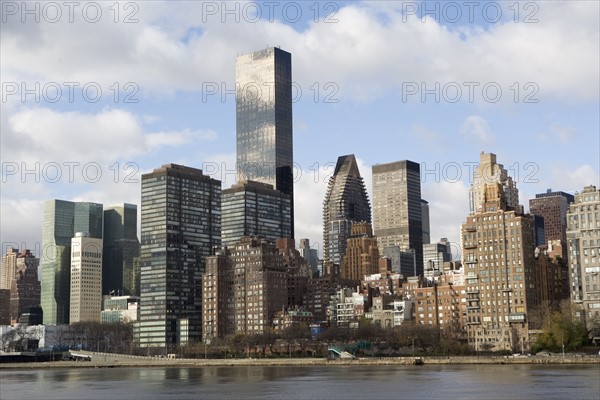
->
466;289;479;294
464;258;478;264
467;320;481;325
464;243;477;249
466;226;476;232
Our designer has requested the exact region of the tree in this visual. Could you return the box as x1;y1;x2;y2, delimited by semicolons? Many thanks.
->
533;301;588;353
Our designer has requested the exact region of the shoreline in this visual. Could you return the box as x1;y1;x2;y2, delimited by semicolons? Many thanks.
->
2;354;599;370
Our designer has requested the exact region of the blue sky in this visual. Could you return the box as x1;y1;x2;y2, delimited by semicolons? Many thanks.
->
1;1;599;259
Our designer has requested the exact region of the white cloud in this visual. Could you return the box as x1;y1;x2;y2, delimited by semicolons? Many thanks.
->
460;115;494;143
2;2;597;102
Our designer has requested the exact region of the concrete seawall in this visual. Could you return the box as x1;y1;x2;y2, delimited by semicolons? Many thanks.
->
1;352;599;369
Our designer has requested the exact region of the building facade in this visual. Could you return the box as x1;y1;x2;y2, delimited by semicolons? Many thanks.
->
202;249;234;342
340;222;379;281
566;185;600;330
41;200;103;325
530;189;574;259
69;232;103;323
8;250;40;324
299;238;319;275
236;47;294;235
221;180;292;248
323;154;371;266
372;160;423;275
139;164;221;350
461;170;538;352
468;152;521;214
103;203;141;296
421;199;431;245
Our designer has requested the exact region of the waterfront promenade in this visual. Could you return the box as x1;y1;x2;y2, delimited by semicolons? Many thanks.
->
1;351;598;369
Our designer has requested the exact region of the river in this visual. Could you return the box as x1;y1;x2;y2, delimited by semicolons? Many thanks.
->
1;364;598;399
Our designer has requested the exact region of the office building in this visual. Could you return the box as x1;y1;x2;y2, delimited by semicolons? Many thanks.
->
1;248;19;290
323;154;371;266
221;180;292;248
69;232;103;323
566;185;600;330
530;189;574;258
423;238;452;280
101;295;140;323
41;200;103;325
299;238;319;275
340;222;379;281
103;204;141;296
236;47;294;235
372;160;423;275
8;250;40;324
421;199;431;245
139;164;221;350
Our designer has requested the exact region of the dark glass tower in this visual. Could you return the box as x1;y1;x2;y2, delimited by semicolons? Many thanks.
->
372;160;423;275
322;155;371;266
139;164;221;350
103;204;140;296
41;200;103;325
236;47;294;236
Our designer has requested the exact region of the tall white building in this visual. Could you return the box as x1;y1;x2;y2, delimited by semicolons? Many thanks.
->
70;232;103;323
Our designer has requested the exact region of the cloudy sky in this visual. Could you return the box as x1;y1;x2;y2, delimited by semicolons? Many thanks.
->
1;1;599;260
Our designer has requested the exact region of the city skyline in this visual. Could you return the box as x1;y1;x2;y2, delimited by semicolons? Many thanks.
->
2;1;599;260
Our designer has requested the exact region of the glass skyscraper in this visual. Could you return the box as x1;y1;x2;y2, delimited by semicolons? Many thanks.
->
221;180;292;248
322;155;371;266
103;203;140;296
139;164;221;350
41;199;103;325
236;47;294;236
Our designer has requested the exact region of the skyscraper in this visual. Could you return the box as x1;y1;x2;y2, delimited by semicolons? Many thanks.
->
529;189;574;259
340;222;379;281
461;153;538;352
322;154;371;266
103;204;140;296
236;47;294;235
566;185;600;329
299;238;319;275
469;152;520;214
7;249;40;324
372;160;423;275
221;180;292;248
139;164;221;350
41;200;103;325
1;248;19;290
70;232;103;323
421;199;431;245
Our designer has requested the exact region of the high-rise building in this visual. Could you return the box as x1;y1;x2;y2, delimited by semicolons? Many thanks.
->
8;249;40;324
566;185;600;329
421;199;431;245
468;152;520;214
276;238;312;308
221;180;292;248
103;204;140;296
139;164;221;350
70;232;103;323
0;289;10;325
372;160;423;274
341;222;380;281
423;238;452;280
41;200;103;325
232;237;287;336
299;238;319;275
529;189;574;258
236;47;294;235
323;154;371;266
1;248;19;290
461;153;538;352
202;248;234;342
